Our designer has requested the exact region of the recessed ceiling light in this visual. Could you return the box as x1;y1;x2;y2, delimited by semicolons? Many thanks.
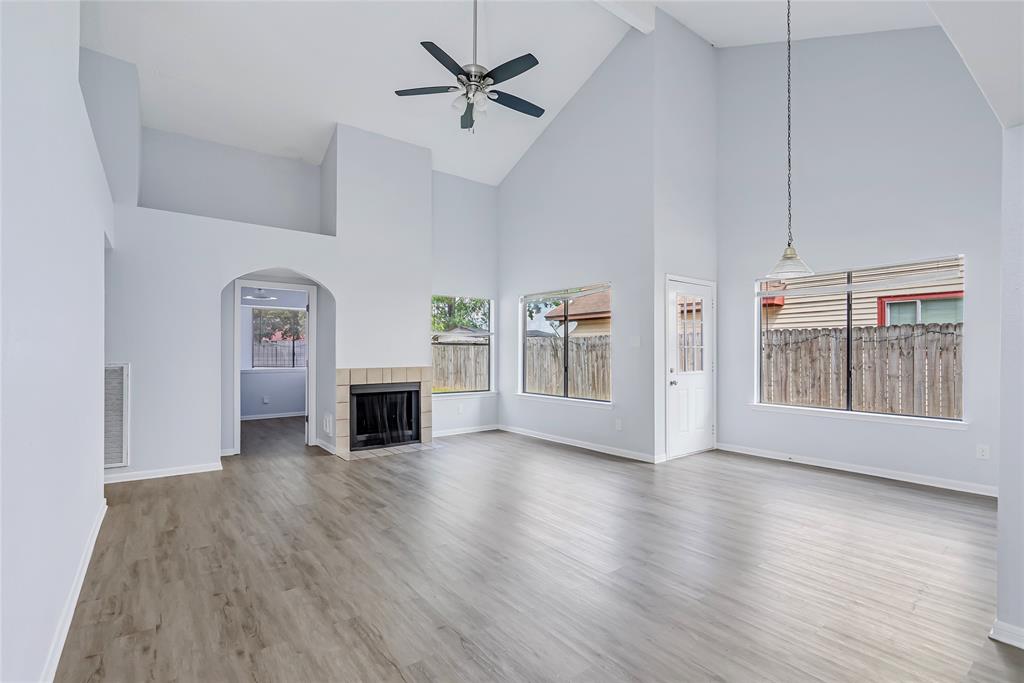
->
243;288;278;301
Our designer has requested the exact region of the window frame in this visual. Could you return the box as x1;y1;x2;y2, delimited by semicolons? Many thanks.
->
878;291;964;325
754;256;965;423
520;283;612;404
430;295;495;396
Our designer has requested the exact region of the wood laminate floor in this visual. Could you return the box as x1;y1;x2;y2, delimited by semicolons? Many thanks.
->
57;417;1024;682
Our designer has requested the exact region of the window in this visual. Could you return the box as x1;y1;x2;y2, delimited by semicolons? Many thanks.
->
251;307;307;368
431;296;492;393
758;256;964;419
522;284;611;402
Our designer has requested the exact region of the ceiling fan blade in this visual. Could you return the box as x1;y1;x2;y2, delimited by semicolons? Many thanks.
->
421;41;467;78
460;102;475;129
484;53;538;85
490;90;544;118
395;86;457;96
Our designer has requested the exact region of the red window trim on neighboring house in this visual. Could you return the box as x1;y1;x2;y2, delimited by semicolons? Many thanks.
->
876;290;964;325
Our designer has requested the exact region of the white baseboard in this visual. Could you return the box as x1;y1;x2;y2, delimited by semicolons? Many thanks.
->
990;620;1024;650
497;424;653;463
241;411;306;421
41;499;107;682
104;461;223;484
433;424;500;438
716;442;997;497
221;447;240;457
315;438;336;455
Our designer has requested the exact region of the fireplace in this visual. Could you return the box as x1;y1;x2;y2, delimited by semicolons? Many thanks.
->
349;382;421;450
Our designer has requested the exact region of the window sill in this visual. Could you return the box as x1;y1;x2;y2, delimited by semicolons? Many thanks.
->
241;367;306;374
747;402;968;430
516;393;614;409
432;391;498;400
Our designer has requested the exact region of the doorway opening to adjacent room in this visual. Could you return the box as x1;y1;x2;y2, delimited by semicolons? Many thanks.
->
666;276;716;459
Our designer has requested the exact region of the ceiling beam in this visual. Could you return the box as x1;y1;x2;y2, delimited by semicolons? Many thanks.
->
595;1;656;34
929;1;1023;129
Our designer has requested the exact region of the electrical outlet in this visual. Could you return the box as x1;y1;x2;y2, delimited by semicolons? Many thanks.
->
615;418;623;431
262;396;270;405
976;444;991;460
457;403;464;415
323;416;332;435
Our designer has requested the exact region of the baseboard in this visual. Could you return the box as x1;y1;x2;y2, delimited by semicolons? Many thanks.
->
221;447;240;457
716;442;997;497
104;461;223;484
990;620;1024;650
240;411;306;421
315;438;336;455
497;425;653;463
41;499;107;682
433;424;500;438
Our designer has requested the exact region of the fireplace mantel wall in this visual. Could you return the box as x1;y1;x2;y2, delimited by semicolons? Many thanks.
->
335;366;432;459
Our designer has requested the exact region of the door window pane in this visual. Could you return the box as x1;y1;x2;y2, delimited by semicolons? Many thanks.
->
676;294;704;372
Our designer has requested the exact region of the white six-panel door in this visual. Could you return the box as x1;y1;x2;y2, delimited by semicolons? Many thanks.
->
666;278;715;458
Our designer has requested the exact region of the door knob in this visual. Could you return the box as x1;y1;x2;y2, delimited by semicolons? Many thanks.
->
669;380;678;386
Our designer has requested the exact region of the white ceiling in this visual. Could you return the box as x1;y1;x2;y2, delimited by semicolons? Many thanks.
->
657;1;937;47
80;1;629;186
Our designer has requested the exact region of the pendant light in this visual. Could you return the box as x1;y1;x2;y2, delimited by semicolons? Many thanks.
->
766;0;813;280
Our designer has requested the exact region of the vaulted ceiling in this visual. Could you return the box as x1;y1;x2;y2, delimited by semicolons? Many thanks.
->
82;1;949;186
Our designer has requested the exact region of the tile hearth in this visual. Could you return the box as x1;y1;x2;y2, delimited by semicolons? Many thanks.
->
335;366;432;460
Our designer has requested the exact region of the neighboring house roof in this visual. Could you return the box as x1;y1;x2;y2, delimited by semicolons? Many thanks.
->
433;325;489;343
544;290;610;322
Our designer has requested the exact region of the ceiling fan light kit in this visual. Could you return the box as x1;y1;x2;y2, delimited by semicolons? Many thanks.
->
395;0;545;131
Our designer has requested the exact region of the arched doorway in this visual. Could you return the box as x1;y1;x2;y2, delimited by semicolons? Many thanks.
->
220;268;337;456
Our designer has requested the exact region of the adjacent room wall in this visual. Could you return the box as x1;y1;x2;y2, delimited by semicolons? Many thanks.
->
497;28;657;459
140;127;322;233
1;2;111;680
716;27;1003;491
432;171;499;435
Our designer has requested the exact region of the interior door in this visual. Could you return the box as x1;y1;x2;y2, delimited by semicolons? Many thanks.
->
666;279;715;458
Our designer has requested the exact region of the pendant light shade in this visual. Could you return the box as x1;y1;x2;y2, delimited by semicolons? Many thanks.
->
766;244;813;280
766;0;812;280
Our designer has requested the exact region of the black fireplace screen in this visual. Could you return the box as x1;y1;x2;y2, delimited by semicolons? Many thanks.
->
350;383;420;450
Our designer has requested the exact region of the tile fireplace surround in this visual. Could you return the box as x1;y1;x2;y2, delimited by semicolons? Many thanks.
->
335;366;432;459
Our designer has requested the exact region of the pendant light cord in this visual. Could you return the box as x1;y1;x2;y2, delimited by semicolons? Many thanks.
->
786;0;793;248
472;0;478;66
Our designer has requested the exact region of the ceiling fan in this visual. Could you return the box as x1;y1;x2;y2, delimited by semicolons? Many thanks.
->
395;0;545;131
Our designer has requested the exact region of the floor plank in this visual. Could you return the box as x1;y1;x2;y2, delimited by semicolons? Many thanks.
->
56;418;1022;681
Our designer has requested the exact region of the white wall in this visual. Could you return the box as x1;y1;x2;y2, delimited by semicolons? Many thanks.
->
319;125;338;237
497;28;656;459
1;2;111;680
316;286;337;448
78;48;139;210
106;124;430;477
140;127;322;233
432;171;499;434
716;27;1003;491
997;124;1024;639
651;11;718;458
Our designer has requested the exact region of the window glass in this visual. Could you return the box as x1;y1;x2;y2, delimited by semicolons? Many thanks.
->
431;296;491;393
758;256;964;419
676;294;704;373
251;308;307;368
523;285;610;401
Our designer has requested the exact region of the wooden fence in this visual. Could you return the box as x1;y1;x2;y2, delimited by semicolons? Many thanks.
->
760;323;962;418
432;342;490;393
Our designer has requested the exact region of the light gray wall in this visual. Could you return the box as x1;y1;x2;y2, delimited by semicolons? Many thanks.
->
140;127;322;233
716;27;1003;490
220;282;234;451
497;28;656;459
78;47;139;208
998;124;1024;634
319;125;338;236
651;10;718;457
1;2;111;680
432;171;499;434
241;369;306;418
316;286;337;448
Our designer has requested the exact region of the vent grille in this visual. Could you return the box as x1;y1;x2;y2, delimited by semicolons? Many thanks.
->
104;364;129;468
